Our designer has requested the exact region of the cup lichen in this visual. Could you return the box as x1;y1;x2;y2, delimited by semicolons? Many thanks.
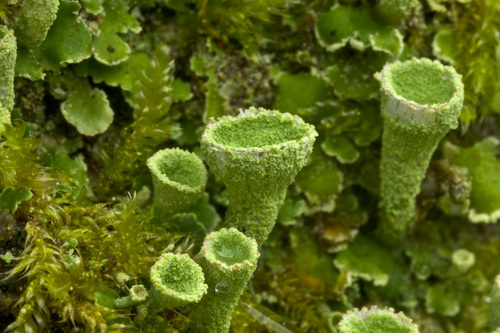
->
201;107;317;245
375;58;464;243
189;227;260;333
147;148;207;216
137;253;208;319
0;25;16;132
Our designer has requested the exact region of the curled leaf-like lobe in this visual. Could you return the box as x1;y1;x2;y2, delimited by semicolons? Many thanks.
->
338;306;419;333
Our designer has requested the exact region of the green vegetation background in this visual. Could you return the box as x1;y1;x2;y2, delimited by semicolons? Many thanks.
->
1;0;500;332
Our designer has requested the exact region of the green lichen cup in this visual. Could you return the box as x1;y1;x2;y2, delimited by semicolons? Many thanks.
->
113;284;148;309
375;58;464;243
338;306;419;333
147;148;207;216
201;107;317;245
190;227;260;333
137;253;208;319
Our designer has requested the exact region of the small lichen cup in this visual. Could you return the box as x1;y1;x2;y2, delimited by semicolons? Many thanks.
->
113;284;148;309
147;148;207;216
137;253;208;319
338;306;419;333
375;58;464;243
201;107;317;246
189;227;260;333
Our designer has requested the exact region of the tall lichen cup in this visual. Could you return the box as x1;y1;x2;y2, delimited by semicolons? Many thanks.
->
0;26;16;133
201;107;317;246
189;228;260;333
147;148;207;216
137;253;208;319
375;58;464;243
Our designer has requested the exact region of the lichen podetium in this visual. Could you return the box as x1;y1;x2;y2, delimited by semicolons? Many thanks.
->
0;25;16;133
375;58;464;244
189;228;260;333
201;107;317;246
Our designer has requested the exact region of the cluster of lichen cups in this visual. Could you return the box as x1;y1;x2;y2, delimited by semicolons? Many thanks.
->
110;56;466;330
116;107;317;331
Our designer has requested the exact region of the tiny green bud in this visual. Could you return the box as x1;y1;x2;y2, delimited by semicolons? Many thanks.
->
451;249;475;272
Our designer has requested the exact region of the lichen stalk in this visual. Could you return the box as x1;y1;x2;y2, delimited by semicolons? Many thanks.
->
189;228;260;333
375;58;464;243
201;107;317;245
